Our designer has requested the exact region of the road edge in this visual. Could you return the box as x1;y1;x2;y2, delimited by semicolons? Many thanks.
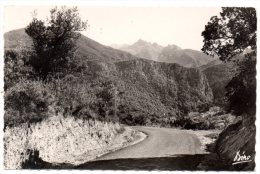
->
93;127;148;161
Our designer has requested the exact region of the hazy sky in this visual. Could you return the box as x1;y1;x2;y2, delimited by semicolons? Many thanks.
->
4;6;221;50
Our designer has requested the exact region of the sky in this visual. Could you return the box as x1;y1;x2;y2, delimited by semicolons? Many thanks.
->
4;6;221;50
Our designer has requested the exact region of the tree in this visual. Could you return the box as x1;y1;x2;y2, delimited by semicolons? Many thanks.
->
25;6;87;79
202;7;256;115
202;8;256;61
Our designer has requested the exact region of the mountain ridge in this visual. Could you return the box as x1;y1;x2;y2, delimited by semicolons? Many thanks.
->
5;28;214;126
4;28;139;62
112;39;164;61
111;39;216;68
82;58;213;125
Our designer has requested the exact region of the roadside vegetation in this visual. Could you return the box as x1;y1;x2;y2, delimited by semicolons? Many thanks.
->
174;107;235;130
200;7;256;170
4;6;256;171
4;6;139;169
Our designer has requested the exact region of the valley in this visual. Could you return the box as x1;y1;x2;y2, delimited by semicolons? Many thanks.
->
3;18;254;170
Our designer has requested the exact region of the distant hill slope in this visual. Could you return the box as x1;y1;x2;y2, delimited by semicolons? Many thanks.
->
158;47;214;68
76;36;138;62
112;39;215;68
4;29;32;50
4;28;138;62
199;59;222;70
4;29;213;126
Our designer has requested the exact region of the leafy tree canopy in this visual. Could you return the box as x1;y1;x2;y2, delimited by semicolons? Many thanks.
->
202;7;257;115
25;6;87;79
202;7;256;61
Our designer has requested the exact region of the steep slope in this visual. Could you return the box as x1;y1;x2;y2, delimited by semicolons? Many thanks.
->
76;36;138;62
112;39;164;61
4;28;138;62
5;29;214;127
158;46;214;68
83;59;213;126
215;116;255;170
201;61;234;105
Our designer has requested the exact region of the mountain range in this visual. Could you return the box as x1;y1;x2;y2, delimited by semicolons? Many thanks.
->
4;28;233;126
111;39;216;68
110;39;233;104
111;39;163;62
4;29;138;62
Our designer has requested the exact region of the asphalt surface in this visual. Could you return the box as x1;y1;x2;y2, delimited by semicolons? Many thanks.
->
97;126;203;161
24;126;208;170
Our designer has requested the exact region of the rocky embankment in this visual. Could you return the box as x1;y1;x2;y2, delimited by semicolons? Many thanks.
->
4;114;145;169
215;116;255;170
198;116;255;171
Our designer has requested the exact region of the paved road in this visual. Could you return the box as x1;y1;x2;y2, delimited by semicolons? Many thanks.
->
97;126;203;161
27;126;208;170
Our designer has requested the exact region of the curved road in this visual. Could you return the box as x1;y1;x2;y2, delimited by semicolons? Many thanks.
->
22;123;221;170
97;126;204;161
37;126;207;170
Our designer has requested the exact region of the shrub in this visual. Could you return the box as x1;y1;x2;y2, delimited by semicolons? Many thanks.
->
173;116;214;130
4;80;56;127
48;76;101;119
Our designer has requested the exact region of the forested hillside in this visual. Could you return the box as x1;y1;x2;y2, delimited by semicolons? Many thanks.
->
4;28;213;127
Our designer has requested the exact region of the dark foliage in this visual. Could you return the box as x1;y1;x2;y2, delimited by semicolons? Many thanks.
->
25;6;87;79
202;7;256;62
173;117;211;130
4;80;56;128
95;80;116;119
202;7;257;115
226;53;256;115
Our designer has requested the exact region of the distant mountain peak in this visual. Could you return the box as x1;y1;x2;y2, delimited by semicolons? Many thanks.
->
133;39;151;46
137;39;146;43
165;44;182;50
110;39;215;67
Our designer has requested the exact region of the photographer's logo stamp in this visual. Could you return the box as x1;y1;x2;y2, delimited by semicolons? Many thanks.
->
232;150;252;165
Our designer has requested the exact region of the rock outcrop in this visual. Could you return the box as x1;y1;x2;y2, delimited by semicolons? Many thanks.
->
215;116;255;170
83;59;213;126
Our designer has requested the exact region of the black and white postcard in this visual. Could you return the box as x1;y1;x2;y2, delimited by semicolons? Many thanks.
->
0;0;259;172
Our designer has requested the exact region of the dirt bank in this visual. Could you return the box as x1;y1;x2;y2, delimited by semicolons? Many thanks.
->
4;115;146;169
